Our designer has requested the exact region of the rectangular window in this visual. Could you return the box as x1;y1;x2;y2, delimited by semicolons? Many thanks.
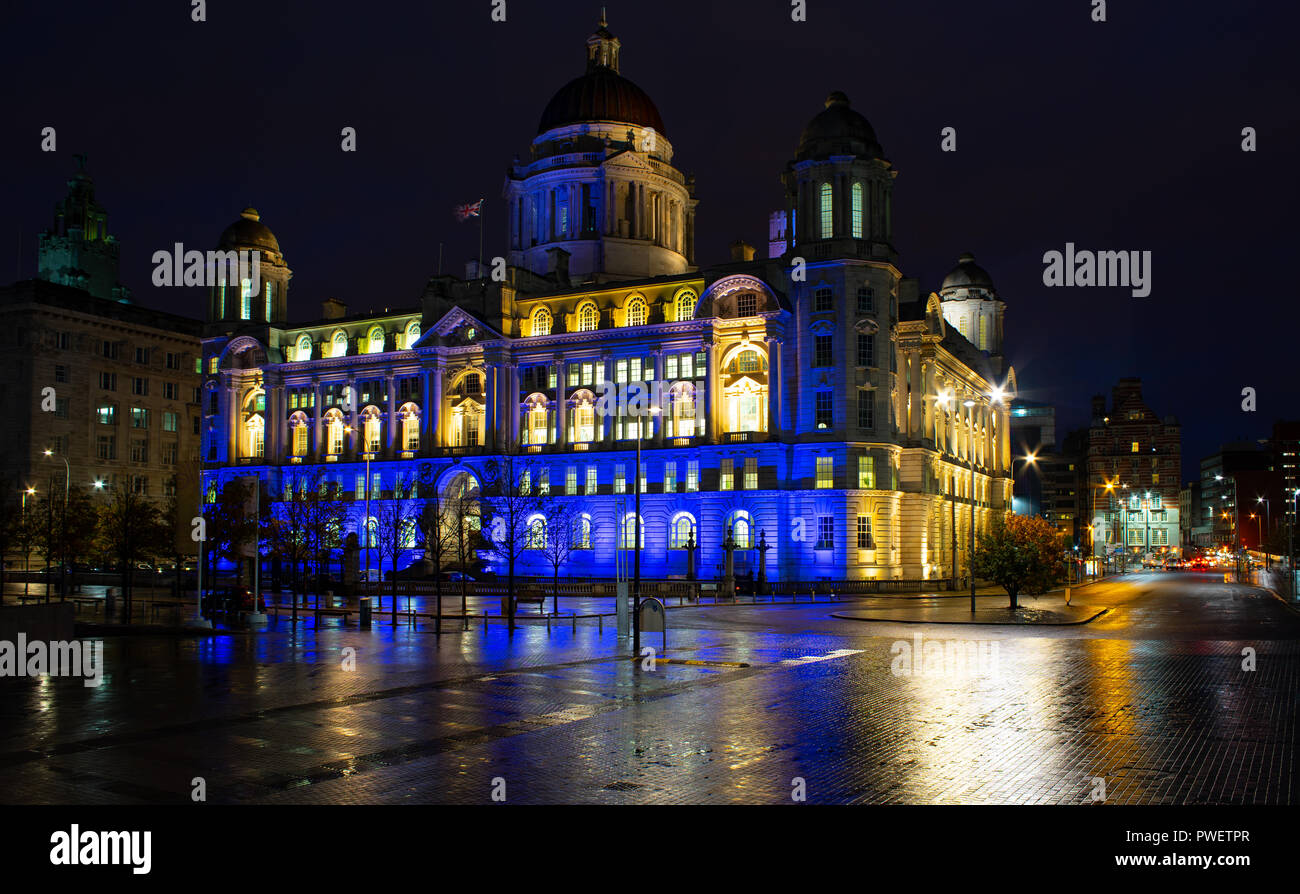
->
96;435;116;460
566;466;577;495
629;357;642;382
858;455;876;489
857;287;875;313
135;347;149;365
166;352;181;370
665;355;678;380
720;458;734;491
586;465;598;495
162;442;178;465
816;455;834;489
858;391;874;430
664;461;677;493
130;408;149;429
686;460;699;492
96;404;117;425
738;292;757;316
615;359;628;383
813;288;833;312
538;468;550;496
162;411;178;432
682;354;695;380
1131;441;1140;453
100;341;119;360
54;365;68;383
743;457;757;490
857;333;874;367
816;516;834;549
857;515;873;549
131;439;149;463
54;398;69;418
614;464;626;494
163;382;178;400
99;372;116;390
132;377;148;396
814;334;832;368
816;391;833;429
582;362;594;386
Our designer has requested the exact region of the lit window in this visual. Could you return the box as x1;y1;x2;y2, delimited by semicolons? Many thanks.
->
1131;441;1140;453
669;513;696;549
676;291;695;322
857;515;873;549
664;461;677;493
686;460;699;492
816;455;833;489
296;335;312;360
527;516;546;549
404;319;421;348
743;457;757;490
585;465;598;494
625;297;647;327
720;459;734;491
816;516;834;549
851;182;864;239
620;513;644;549
332;331;348;358
265;281;274;320
532;306;552;336
858;456;876;489
727;511;752;549
819;182;833;238
578;302;599;332
240;279;252;319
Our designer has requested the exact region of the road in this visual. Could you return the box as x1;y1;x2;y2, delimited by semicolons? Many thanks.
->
0;572;1295;804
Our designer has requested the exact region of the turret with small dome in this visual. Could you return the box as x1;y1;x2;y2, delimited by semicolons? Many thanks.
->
208;207;292;327
938;252;1005;364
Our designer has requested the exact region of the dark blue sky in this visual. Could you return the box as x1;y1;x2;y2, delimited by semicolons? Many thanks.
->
4;0;1298;477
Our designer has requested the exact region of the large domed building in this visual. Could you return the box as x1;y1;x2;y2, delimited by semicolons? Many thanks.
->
199;15;1016;588
505;14;696;282
208;207;292;328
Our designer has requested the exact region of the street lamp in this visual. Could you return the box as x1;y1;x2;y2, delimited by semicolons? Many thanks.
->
345;425;375;609
632;404;660;656
21;487;35;595
1011;452;1037;515
1257;496;1271;569
962;398;977;612
43;449;70;601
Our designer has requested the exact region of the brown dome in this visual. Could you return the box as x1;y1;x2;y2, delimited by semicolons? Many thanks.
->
796;92;884;162
218;207;281;255
537;67;666;136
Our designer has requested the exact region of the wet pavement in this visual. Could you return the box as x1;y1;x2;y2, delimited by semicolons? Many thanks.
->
0;572;1295;805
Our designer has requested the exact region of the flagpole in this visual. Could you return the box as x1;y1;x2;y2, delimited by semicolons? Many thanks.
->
478;199;485;277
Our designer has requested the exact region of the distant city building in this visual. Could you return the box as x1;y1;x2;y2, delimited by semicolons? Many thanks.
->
1046;428;1088;546
1198;442;1279;549
1008;398;1056;518
1270;419;1300;530
1087;378;1181;559
199;17;1020;583
2;162;204;537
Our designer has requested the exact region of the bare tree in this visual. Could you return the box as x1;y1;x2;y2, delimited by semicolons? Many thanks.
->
372;498;414;625
96;483;170;621
480;452;544;630
444;469;485;616
538;498;581;616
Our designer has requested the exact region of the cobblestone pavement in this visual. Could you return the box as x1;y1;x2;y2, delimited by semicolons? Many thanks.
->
0;573;1295;805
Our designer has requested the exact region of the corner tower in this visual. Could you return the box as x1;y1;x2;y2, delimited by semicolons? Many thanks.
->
37;155;130;302
505;14;697;283
207;207;291;328
938;252;1005;374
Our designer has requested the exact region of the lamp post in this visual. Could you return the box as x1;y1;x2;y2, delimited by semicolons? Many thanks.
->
1290;488;1299;598
1093;480;1115;578
21;487;35;595
43;449;69;600
1257;496;1271;569
962;398;977;612
1215;473;1241;578
632;405;659;656
346;425;374;609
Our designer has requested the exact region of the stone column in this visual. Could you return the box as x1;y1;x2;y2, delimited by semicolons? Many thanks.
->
766;336;782;439
651;350;664;446
385;376;397;458
601;353;614;444
702;339;716;443
311;379;323;459
554;357;567;447
507;363;520;449
345;376;358;461
485;365;498;450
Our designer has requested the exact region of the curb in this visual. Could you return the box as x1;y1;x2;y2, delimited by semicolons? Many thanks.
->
829;607;1109;627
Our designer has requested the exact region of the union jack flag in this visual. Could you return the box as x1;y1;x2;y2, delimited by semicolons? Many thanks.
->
455;198;484;221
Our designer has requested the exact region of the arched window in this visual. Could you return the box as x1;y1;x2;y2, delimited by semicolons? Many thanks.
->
573;396;595;443
620;513;645;550
668;382;696;438
527;515;547;549
452;403;481;447
403;319;421;349
524;398;549;445
399;403;420;451
366;327;385;354
362;408;381;454
325;409;345;456
676;291;696;322
577;302;599;332
625;297;647;327
244;414;264;459
732;350;762;374
296;335;312;361
331;330;348;358
819;182;833;239
363;516;378;549
726;510;753;549
572;515;593;549
978;315;988;350
669;513;696;549
289;412;309;457
851;182;864;239
531;306;552;337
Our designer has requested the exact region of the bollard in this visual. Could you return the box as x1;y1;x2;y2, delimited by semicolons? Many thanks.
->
546;614;551;634
599;615;603;634
572;612;576;632
484;610;488;633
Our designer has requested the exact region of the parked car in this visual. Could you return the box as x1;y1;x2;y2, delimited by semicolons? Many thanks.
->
231;586;267;613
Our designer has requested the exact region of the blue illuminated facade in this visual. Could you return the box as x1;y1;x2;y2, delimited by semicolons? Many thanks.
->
201;18;1017;584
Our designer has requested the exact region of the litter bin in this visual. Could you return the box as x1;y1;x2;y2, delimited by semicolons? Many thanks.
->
359;596;372;630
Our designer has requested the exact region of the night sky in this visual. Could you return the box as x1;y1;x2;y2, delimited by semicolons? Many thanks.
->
5;0;1298;478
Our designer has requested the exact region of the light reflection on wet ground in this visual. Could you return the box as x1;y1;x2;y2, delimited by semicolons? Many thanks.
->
0;573;1295;804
